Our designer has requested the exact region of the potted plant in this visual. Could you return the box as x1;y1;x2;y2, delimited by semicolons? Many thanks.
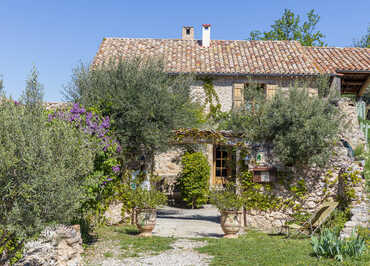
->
132;188;167;237
210;188;244;238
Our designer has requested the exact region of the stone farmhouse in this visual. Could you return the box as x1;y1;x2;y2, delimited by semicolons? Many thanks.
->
94;24;370;187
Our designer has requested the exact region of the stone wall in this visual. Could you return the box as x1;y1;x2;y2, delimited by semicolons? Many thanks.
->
190;76;314;113
15;225;83;266
245;99;368;233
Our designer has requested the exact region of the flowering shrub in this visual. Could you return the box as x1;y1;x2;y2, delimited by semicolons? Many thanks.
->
48;103;123;226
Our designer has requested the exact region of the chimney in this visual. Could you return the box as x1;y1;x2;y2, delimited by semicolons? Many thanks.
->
202;24;211;47
182;26;194;40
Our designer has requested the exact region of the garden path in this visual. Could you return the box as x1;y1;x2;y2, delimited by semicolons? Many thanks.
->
102;239;212;266
83;205;222;265
153;204;225;238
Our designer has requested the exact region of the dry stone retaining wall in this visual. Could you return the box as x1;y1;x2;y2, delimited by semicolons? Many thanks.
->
14;225;83;266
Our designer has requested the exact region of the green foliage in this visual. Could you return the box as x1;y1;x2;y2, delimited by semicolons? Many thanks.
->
338;168;362;205
197;230;369;265
353;25;370;48
226;85;340;168
0;69;98;240
324;209;352;235
131;187;167;209
249;9;325;46
210;188;243;211
364;149;370;195
81;149;122;227
64;57;201;172
311;228;367;261
357;227;370;247
178;152;210;208
0;230;23;265
353;144;366;160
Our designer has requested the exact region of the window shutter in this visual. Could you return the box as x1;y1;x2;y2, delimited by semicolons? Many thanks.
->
233;83;244;108
266;84;278;99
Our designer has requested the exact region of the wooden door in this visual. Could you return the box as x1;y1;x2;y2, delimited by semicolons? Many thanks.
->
212;145;232;186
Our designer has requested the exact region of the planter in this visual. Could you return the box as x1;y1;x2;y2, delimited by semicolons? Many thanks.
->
135;208;157;237
220;210;242;238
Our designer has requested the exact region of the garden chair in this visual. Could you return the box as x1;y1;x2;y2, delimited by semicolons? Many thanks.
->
282;201;339;237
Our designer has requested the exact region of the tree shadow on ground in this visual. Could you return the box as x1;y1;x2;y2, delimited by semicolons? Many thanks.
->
195;232;224;238
157;214;220;223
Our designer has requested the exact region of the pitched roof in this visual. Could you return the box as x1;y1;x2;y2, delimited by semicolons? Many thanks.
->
304;46;370;74
93;38;370;76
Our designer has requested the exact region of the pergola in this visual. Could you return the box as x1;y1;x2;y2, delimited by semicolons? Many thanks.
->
173;128;254;194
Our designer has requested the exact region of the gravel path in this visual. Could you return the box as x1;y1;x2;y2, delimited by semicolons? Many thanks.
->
153;205;224;238
84;205;223;265
101;239;212;266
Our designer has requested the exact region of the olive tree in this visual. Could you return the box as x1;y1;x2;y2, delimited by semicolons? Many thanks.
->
64;57;202;174
224;83;340;168
0;67;98;240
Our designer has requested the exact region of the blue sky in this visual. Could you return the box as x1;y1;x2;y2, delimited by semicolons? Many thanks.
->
0;0;369;101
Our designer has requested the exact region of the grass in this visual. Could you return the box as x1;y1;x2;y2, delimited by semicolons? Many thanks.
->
196;230;369;266
88;225;176;259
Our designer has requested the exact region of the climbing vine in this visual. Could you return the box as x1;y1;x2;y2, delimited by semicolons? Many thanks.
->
198;76;227;123
240;170;306;213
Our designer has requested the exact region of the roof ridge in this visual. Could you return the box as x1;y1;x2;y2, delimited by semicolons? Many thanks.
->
103;37;302;43
306;46;370;50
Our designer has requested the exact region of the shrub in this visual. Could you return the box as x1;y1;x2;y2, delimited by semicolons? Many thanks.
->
48;103;122;227
132;188;167;209
210;187;243;211
311;228;367;261
178;152;210;208
224;85;340;168
0;67;98;241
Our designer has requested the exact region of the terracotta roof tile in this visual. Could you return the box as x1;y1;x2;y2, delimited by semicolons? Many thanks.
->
93;38;370;76
305;46;370;74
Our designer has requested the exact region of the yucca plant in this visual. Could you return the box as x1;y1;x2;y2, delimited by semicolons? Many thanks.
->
311;228;366;261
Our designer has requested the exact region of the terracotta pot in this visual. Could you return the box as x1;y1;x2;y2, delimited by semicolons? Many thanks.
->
135;208;157;237
220;210;242;238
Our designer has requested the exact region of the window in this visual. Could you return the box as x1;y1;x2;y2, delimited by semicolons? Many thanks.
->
213;145;233;185
233;83;244;108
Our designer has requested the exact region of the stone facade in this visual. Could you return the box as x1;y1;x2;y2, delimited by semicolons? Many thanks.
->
155;92;368;233
15;225;83;266
155;75;319;188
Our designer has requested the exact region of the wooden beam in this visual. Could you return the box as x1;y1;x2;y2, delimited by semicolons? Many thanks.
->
343;81;363;86
358;76;370;96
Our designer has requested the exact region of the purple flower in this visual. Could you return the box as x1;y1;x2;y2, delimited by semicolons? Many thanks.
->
48;113;54;122
101;116;110;129
116;145;122;153
106;178;113;181
14;100;19;106
112;165;120;173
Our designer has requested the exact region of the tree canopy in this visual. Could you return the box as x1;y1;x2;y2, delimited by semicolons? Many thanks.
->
353;25;370;48
249;9;325;46
221;82;340;168
64;57;203;171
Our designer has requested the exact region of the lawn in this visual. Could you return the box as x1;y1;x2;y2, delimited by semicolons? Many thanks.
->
83;225;176;262
196;230;369;266
83;226;369;265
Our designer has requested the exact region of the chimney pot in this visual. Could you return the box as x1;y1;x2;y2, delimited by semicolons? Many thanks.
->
202;24;211;47
182;26;194;40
